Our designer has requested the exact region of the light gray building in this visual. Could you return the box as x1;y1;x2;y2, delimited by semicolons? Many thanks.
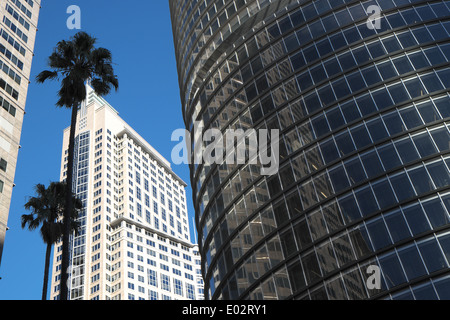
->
0;0;41;265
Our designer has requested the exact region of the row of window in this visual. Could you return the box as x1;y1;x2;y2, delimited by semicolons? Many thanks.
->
125;139;185;194
0;94;17;116
201;127;450;295
63;132;91;300
5;3;30;31
0;40;24;71
10;0;32;19
193;31;450;205
197;93;449;246
384;273;450;300
287;230;450;300
196;21;450;146
0;57;22;85
186;0;449;126
0;76;18;101
211;191;450;299
0;29;26;56
195;69;450;224
204;147;450;283
3;16;28;44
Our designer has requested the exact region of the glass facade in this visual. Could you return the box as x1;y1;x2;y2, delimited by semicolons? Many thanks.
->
169;0;450;299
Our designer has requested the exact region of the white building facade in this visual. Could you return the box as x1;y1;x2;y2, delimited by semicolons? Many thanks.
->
50;85;204;300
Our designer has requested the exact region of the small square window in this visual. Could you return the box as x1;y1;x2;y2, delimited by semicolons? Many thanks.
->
0;159;7;172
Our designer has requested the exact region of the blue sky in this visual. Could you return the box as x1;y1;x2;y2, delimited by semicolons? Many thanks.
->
0;1;194;299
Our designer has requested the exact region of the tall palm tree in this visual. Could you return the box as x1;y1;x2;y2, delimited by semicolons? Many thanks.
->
21;182;82;300
36;31;118;300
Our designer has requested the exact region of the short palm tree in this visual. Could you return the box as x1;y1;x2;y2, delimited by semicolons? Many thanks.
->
36;31;118;300
21;182;82;300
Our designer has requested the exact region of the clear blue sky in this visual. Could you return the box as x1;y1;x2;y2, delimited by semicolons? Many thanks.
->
0;1;194;299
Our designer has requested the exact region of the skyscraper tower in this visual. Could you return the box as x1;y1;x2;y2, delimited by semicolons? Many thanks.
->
50;85;203;300
169;0;450;300
0;0;41;265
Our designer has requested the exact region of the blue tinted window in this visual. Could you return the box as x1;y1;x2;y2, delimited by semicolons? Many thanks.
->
338;194;361;222
367;117;389;142
397;245;427;280
361;150;384;177
341;100;361;122
372;179;397;208
426;161;450;188
403;204;431;235
347;71;366;92
400;107;423;129
383;110;405;135
412;133;437;157
422;198;450;229
326;107;346;130
332;78;351;99
345;158;367;184
355;187;379;217
379;253;407;288
409;51;430;69
351;125;372;149
418;238;448;273
377;143;402;171
395;137;420;164
324;58;342;77
329;164;350;192
390;172;416;202
372;88;394;110
384;209;411;242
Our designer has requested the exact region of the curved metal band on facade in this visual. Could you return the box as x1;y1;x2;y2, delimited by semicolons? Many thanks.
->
202;28;450;300
206;176;450;299
196;83;450;247
201;136;450;292
178;0;294;105
187;11;450;186
182;0;444;124
180;0;316;116
187;8;450;209
200;98;450;298
199;122;450;268
192;57;450;224
237;223;450;300
188;20;449;159
189;17;450;249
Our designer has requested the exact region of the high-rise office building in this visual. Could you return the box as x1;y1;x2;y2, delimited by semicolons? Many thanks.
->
50;85;204;300
169;0;450;300
0;0;41;265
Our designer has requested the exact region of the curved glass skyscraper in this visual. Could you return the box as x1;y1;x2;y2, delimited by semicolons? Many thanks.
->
169;0;450;300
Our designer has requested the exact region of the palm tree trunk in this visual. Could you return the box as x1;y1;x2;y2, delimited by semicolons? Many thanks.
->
60;102;78;300
42;242;52;300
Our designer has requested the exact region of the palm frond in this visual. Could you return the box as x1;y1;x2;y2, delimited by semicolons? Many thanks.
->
73;32;97;60
37;31;118;110
36;70;59;84
22;182;82;244
91;47;113;65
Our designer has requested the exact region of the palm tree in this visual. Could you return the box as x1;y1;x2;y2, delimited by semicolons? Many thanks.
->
21;182;82;300
36;31;118;300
